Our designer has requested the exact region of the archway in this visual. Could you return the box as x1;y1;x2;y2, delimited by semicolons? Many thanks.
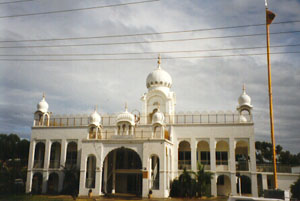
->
197;141;210;169
49;142;61;168
66;142;77;168
47;172;59;194
34;142;45;168
217;175;231;196
102;147;142;196
240;175;251;195
235;141;249;171
178;141;191;170
31;172;43;194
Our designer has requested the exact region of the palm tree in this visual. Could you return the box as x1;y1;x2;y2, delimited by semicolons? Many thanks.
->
192;162;213;197
178;168;193;197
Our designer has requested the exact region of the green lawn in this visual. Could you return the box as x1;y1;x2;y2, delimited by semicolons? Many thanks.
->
0;195;228;201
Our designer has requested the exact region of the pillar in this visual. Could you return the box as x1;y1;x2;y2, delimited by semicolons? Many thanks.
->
230;173;237;195
26;171;33;193
191;138;197;171
79;169;86;195
112;150;116;194
43;140;51;170
60;140;67;168
103;157;108;193
262;174;268;190
249;136;256;172
26;140;36;193
210;138;217;197
95;169;102;195
42;171;49;193
251;173;258;197
229;138;236;172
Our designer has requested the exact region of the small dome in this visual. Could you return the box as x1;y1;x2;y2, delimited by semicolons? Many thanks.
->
37;94;49;113
89;110;101;126
239;115;248;123
152;109;165;125
238;85;252;107
146;56;172;89
116;104;135;125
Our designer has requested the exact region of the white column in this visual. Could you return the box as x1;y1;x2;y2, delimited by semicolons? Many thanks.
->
251;173;258;197
26;140;36;193
262;174;268;190
230;173;237;195
79;169;86;195
103;157;108;193
60;140;67;168
42;171;49;193
112;151;116;194
229;138;236;172
26;171;33;193
249;136;256;172
44;140;51;169
210;138;217;196
95;169;102;195
211;174;217;197
191;138;197;171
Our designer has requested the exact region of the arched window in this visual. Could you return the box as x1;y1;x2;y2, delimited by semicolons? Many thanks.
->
66;142;77;168
235;141;249;171
32;172;43;194
197;141;210;167
178;141;191;169
47;172;59;194
86;155;96;188
34;142;45;168
216;141;229;166
49;142;61;168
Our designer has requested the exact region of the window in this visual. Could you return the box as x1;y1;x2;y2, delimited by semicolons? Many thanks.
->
217;175;224;185
178;151;191;169
216;151;228;165
200;151;210;165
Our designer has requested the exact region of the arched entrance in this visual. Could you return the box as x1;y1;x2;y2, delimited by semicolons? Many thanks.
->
217;175;231;196
102;147;142;196
32;172;43;194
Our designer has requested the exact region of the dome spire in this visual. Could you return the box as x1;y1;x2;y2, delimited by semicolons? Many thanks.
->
125;102;128;112
42;92;45;100
242;83;246;94
94;105;98;112
157;54;161;69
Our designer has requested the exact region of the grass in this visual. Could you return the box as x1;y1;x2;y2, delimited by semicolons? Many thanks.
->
0;194;228;201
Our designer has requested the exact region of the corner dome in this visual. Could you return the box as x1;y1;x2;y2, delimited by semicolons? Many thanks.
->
238;85;252;107
146;56;172;89
116;104;135;125
152;108;165;125
37;94;49;113
89;109;101;126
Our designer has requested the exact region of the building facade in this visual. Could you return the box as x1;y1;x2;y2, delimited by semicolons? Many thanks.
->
26;58;285;198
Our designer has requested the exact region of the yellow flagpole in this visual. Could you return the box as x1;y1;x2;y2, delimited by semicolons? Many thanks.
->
265;2;278;189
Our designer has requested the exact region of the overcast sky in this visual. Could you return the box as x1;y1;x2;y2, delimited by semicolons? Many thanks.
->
0;0;299;153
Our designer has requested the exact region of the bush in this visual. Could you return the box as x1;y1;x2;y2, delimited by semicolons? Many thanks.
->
291;177;300;199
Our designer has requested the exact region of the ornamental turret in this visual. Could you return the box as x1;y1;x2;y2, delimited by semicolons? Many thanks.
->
88;106;102;139
237;84;253;122
34;93;50;126
116;103;135;136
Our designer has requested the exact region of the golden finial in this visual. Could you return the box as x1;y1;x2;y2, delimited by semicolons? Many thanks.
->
158;54;161;64
243;83;246;92
42;92;45;99
95;105;98;111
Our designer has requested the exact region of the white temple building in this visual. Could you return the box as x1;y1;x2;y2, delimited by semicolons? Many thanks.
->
25;57;299;198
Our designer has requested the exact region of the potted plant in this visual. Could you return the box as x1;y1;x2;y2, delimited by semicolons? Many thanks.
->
88;189;92;198
148;189;153;198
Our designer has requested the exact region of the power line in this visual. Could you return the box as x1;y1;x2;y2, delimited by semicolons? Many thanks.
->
0;30;299;49
0;44;299;57
0;0;159;18
0;51;299;61
1;20;300;43
0;0;33;5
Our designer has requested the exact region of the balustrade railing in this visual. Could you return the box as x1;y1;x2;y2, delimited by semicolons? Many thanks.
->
236;161;249;171
33;160;44;169
33;113;252;127
178;160;191;170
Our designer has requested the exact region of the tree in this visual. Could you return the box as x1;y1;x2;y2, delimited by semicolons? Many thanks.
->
290;177;300;199
192;162;213;197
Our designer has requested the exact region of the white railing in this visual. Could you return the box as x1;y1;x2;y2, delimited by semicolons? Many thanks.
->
33;113;252;127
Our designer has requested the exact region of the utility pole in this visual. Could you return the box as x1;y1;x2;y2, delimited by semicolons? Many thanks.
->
265;0;278;189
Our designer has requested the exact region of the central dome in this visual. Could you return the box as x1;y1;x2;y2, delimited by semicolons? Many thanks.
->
146;56;172;89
